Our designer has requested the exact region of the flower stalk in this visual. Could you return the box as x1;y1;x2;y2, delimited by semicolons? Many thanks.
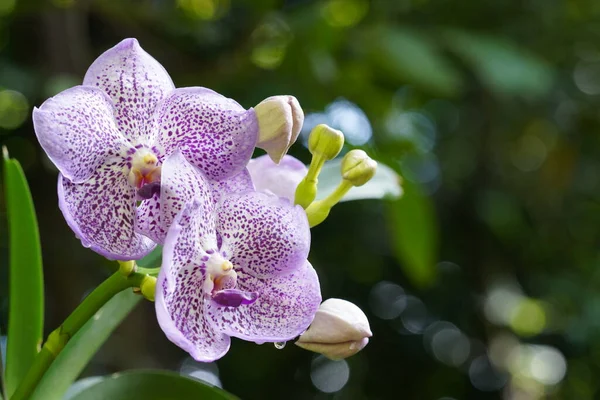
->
305;149;377;227
294;124;344;208
11;268;152;400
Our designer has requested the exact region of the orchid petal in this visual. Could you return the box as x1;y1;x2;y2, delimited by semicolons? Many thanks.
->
247;155;307;202
83;38;175;146
137;151;216;244
57;164;156;261
156;203;229;362
216;192;310;278
32;86;128;183
206;261;321;342
210;168;254;206
153;87;258;180
156;272;231;362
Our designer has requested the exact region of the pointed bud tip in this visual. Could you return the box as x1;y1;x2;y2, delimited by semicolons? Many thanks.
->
341;150;377;187
255;95;304;163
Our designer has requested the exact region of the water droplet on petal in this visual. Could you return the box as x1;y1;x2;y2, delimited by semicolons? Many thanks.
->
274;341;286;349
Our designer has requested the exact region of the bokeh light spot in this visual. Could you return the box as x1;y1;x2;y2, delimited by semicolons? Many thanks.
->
251;44;286;70
385;110;437;152
510;133;547;172
369;281;406;320
509;298;546;337
322;0;368;28
177;0;229;20
431;326;471;367
0;90;29;130
529;346;567;385
400;296;429;334
326;99;372;145
574;61;600;95
468;355;508;392
310;356;350;393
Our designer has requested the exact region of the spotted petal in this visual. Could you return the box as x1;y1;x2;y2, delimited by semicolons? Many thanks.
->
153;87;259;181
83;38;175;146
137;150;216;244
33;86;128;183
247;155;307;202
156;272;230;362
210;168;254;206
156;203;228;362
206;261;321;342
216;192;310;278
57;163;156;260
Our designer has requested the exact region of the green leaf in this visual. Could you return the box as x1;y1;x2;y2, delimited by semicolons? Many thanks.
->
64;376;105;400
443;30;554;99
70;370;239;400
3;148;44;398
29;290;141;400
363;26;463;97
387;179;438;288
317;159;403;202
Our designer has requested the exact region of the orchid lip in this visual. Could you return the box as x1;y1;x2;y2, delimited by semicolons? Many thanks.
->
138;181;161;199
212;289;259;307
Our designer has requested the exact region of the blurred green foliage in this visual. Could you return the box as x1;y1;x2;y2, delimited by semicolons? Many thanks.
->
2;0;600;399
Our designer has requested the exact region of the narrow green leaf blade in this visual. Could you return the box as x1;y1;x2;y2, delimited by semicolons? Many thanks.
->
317;159;403;202
70;370;239;400
30;290;141;400
3;148;44;397
387;180;438;287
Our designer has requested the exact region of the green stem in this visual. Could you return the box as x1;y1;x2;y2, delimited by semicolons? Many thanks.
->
10;271;145;400
136;266;161;276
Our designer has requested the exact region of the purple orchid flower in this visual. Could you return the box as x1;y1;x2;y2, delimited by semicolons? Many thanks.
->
155;152;321;361
32;38;259;260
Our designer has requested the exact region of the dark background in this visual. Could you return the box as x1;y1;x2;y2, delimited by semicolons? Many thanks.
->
2;0;600;399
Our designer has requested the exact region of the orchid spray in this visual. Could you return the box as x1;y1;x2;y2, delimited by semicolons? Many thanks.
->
5;38;398;399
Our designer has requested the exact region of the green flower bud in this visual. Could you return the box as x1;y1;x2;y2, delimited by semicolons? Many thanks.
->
118;260;136;276
341;149;377;187
255;95;304;163
308;124;344;160
140;275;157;302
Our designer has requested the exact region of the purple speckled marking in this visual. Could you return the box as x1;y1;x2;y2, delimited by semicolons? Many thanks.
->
210;168;254;205
33;86;130;183
83;38;175;146
156;188;320;362
153;87;259;181
217;192;310;278
57;167;156;261
207;261;321;342
34;38;263;259
137;151;217;245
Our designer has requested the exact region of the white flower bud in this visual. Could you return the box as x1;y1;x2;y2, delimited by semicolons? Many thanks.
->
255;95;304;164
295;298;372;360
